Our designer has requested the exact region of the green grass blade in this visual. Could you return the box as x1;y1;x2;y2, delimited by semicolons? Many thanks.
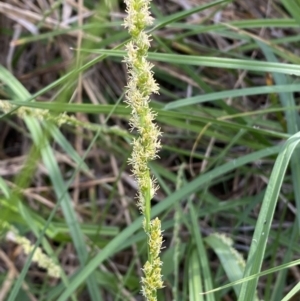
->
281;281;300;301
238;132;300;301
163;84;300;110
189;201;215;301
259;41;300;230
281;0;300;25
189;248;204;301
87;50;300;76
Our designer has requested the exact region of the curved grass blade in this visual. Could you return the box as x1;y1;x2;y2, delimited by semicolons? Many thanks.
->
238;132;300;301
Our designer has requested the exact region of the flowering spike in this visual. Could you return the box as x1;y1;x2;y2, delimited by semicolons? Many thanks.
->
123;0;163;300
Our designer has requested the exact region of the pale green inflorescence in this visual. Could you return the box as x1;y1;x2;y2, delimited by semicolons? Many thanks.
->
0;100;128;136
0;100;72;126
123;0;163;300
6;227;60;278
141;217;164;300
124;0;161;213
212;232;246;269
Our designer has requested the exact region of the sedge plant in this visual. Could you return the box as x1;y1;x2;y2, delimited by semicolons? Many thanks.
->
123;0;164;300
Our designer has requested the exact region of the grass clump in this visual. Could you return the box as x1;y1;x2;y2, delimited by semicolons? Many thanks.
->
0;0;300;301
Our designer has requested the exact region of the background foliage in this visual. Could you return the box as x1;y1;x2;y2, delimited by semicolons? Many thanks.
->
0;0;300;300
